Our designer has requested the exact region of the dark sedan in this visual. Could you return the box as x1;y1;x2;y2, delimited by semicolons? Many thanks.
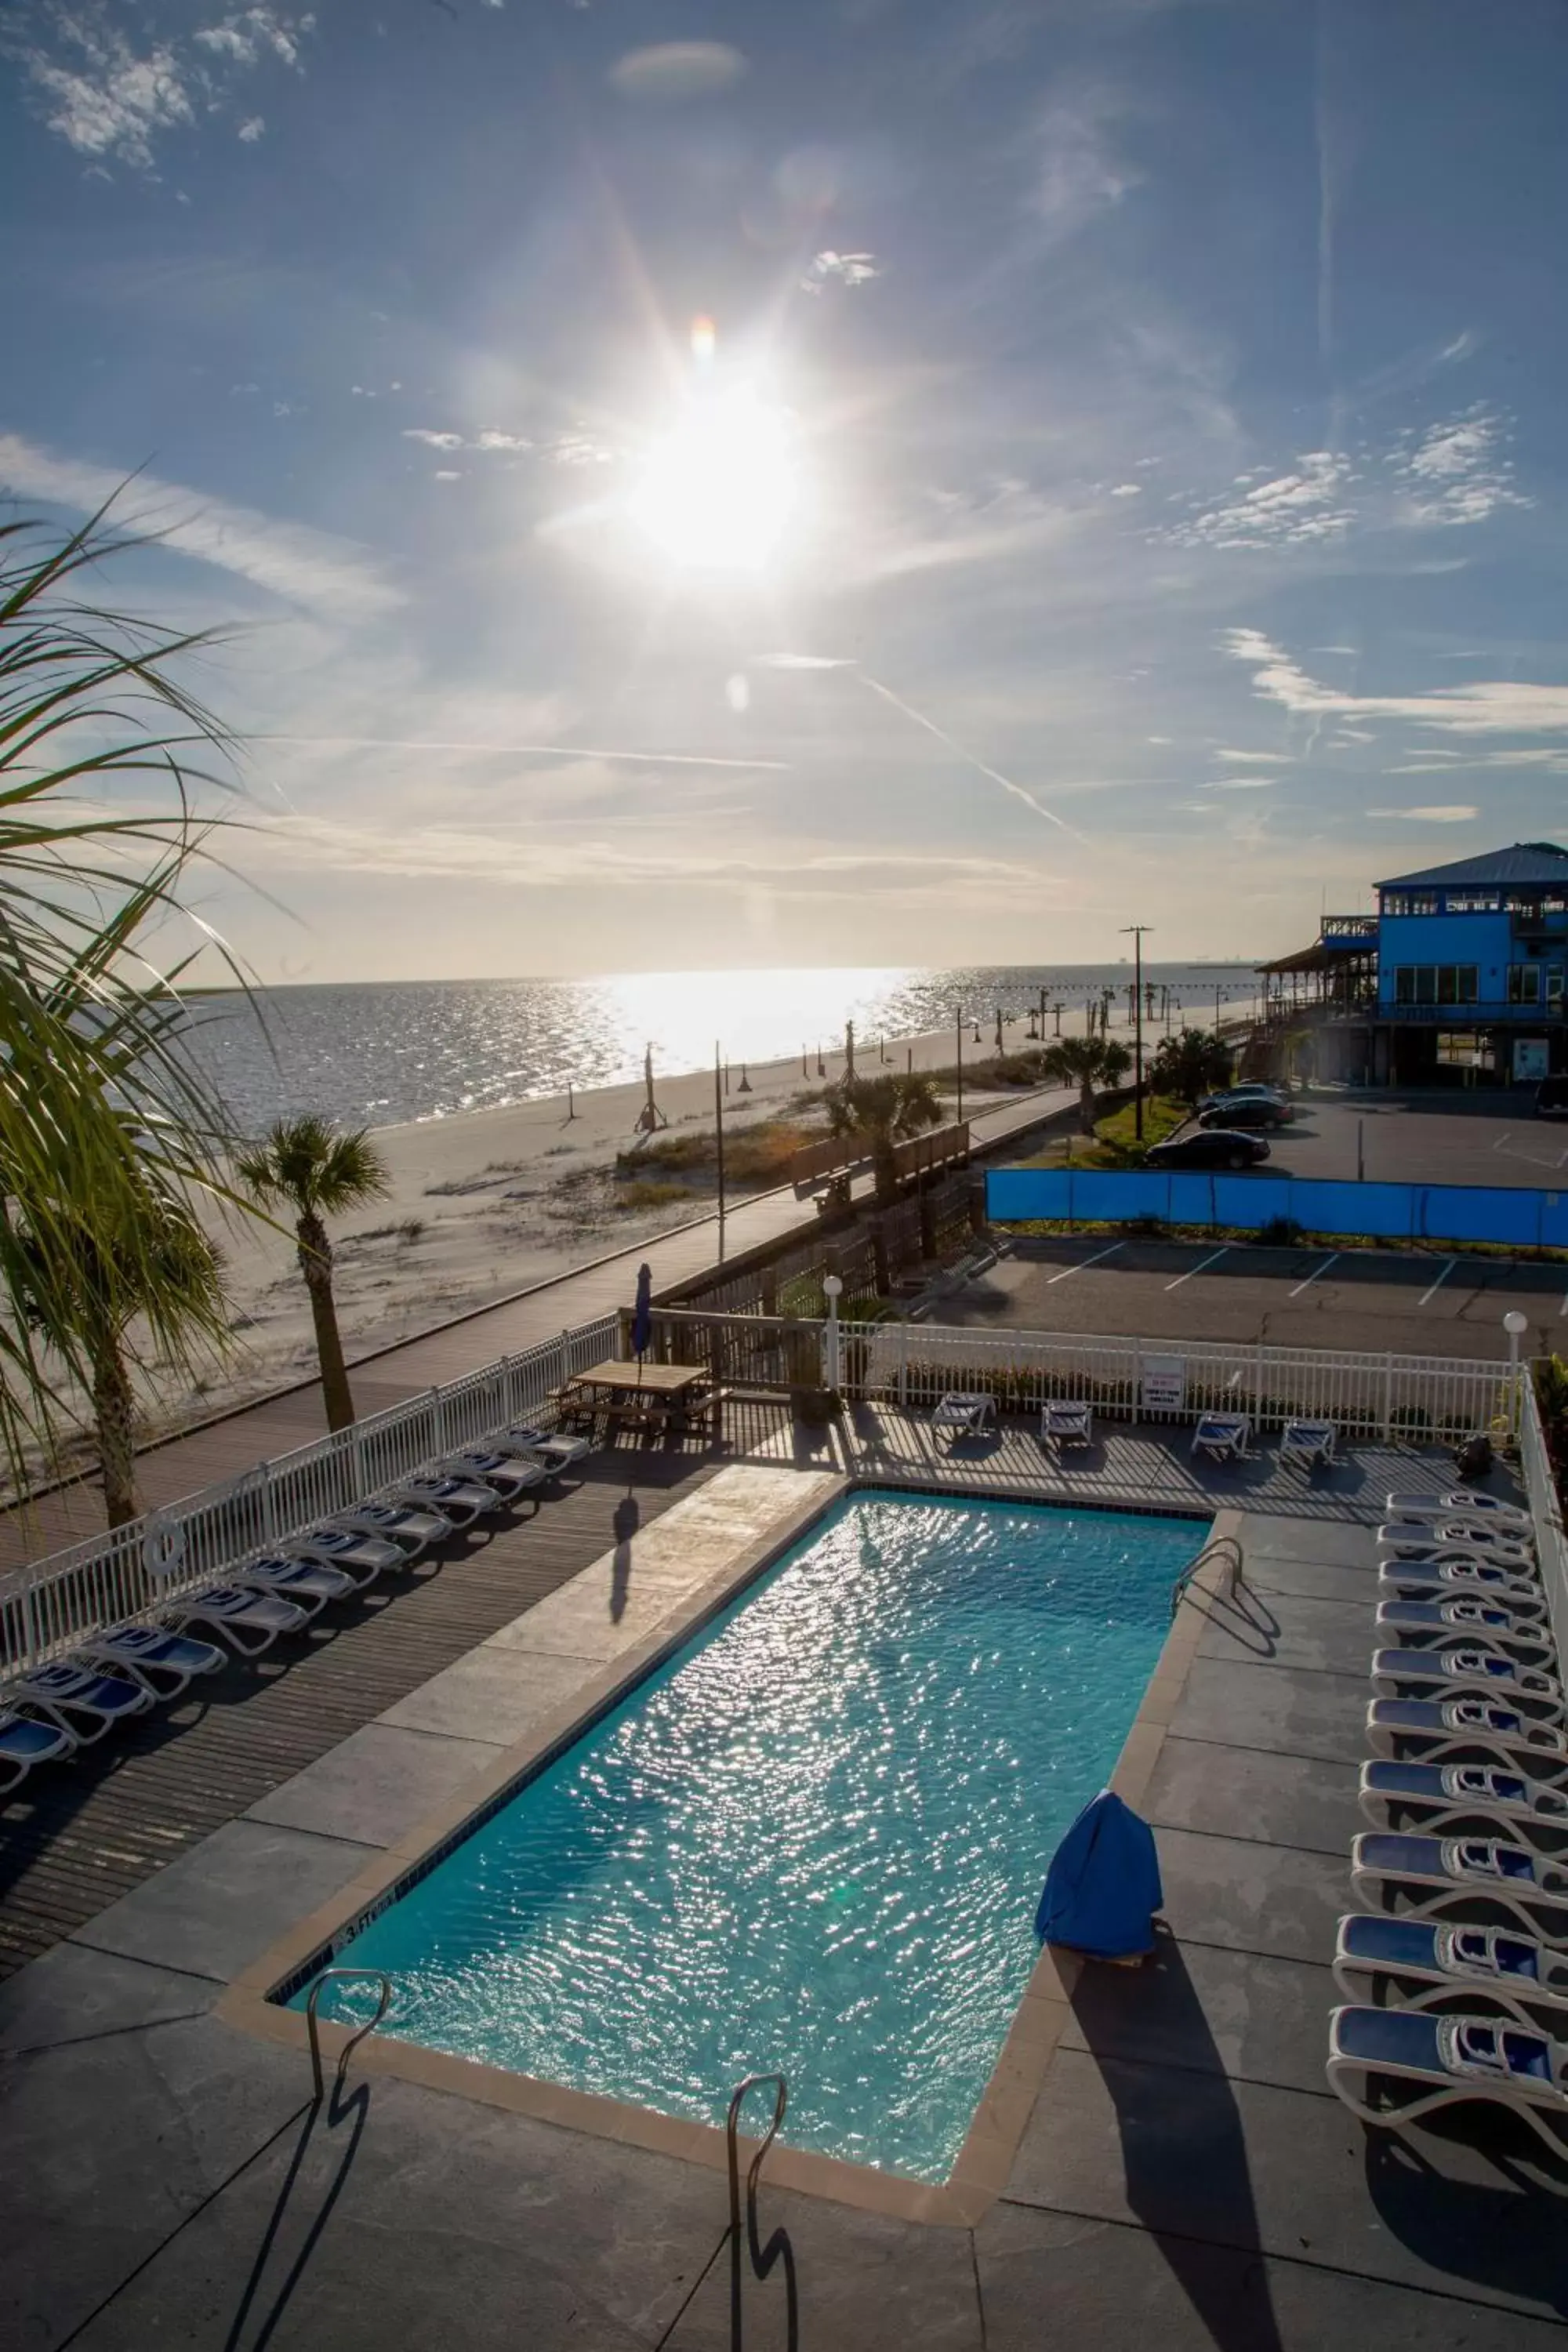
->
1145;1130;1272;1171
1196;1098;1293;1132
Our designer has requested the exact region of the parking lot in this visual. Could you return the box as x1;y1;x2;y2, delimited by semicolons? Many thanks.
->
977;1089;1568;1361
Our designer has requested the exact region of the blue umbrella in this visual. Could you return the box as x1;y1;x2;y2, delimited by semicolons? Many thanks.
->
630;1262;653;1359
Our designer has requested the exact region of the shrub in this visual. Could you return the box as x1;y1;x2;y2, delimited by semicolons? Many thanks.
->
616;1180;697;1211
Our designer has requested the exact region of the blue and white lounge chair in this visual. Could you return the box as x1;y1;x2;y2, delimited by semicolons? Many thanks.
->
286;1526;404;1587
389;1474;503;1527
1192;1412;1251;1464
1334;1912;1568;2026
78;1624;224;1699
1377;1524;1534;1570
1374;1597;1553;1663
1367;1697;1568;1774
9;1661;153;1745
1387;1490;1532;1533
1040;1399;1093;1450
437;1448;548;1503
931;1393;996;1449
1381;1513;1536;1559
1371;1646;1563;1718
1359;1759;1568;1848
1280;1417;1336;1470
1351;1830;1568;1937
1378;1559;1546;1616
0;1706;76;1795
159;1584;312;1657
234;1555;356;1617
328;1501;452;1559
1327;2004;1568;2154
505;1421;592;1470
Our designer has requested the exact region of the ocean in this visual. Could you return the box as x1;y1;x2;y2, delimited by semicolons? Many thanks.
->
182;963;1258;1134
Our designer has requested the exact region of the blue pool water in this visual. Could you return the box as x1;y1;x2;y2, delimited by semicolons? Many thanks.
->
296;1492;1203;2180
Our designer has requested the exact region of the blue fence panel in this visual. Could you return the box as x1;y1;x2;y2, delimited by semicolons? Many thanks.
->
985;1165;1568;1250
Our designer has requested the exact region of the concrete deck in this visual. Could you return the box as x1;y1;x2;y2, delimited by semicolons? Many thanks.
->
5;1461;1566;2348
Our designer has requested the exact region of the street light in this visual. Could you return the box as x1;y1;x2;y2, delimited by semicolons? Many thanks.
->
1121;924;1152;1142
822;1272;844;1394
1504;1308;1529;1375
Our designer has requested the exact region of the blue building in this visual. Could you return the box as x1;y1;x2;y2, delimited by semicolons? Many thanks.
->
1261;840;1568;1086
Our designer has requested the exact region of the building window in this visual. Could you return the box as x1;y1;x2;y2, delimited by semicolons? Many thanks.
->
1437;1033;1490;1068
1396;965;1477;1006
1509;964;1542;1004
1410;894;1439;916
1444;891;1501;913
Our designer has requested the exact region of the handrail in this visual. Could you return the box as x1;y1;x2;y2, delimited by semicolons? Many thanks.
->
1171;1533;1243;1619
305;1968;393;2103
726;2072;794;2350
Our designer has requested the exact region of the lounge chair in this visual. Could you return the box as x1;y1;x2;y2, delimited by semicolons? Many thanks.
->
931;1392;996;1449
234;1555;356;1617
1334;1911;1568;2025
1280;1418;1337;1470
1350;1829;1568;1936
1387;1490;1532;1533
504;1421;592;1470
436;1448;548;1503
78;1624;225;1700
1367;1697;1568;1774
1374;1597;1553;1662
1039;1399;1093;1450
1381;1512;1535;1555
160;1584;312;1657
1370;1645;1563;1717
287;1526;405;1586
1192;1411;1252;1463
1378;1559;1547;1615
1327;2003;1568;2154
329;1501;452;1559
0;1706;76;1796
1359;1759;1568;1848
388;1474;504;1527
8;1661;154;1745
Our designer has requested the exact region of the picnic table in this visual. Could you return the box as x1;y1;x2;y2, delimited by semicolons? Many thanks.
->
558;1359;713;1441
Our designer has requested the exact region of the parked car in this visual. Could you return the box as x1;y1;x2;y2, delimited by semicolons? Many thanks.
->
1145;1130;1272;1171
1196;1083;1291;1117
1196;1098;1292;1132
1535;1076;1568;1120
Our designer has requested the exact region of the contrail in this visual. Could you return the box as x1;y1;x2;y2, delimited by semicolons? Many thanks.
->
858;676;1087;844
256;736;789;771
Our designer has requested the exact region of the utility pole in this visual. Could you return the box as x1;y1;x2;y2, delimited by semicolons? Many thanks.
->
845;1019;856;1080
1122;924;1152;1142
714;1042;726;1261
956;1011;964;1124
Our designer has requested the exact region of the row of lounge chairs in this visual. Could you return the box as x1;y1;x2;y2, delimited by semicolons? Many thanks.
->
1327;1486;1568;2158
929;1392;1340;1471
0;1420;590;1803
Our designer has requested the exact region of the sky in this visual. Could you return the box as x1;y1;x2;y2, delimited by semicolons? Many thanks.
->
3;0;1567;984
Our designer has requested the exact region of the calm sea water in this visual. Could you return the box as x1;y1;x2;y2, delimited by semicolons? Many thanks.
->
180;962;1256;1134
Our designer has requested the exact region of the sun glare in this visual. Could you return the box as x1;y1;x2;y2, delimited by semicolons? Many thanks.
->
629;381;797;573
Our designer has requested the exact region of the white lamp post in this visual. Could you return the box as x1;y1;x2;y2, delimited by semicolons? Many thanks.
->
1504;1308;1529;1374
822;1273;844;1394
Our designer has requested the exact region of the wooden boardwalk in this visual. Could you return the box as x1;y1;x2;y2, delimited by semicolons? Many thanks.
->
0;1451;713;1981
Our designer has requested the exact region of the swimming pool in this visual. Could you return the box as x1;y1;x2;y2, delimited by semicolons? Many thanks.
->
292;1490;1205;2181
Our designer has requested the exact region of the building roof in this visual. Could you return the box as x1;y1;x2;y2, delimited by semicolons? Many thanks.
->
1376;841;1568;891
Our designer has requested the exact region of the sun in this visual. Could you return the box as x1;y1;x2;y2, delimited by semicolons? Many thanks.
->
628;381;797;573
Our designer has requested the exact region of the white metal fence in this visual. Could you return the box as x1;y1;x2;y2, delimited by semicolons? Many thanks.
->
0;1316;617;1675
1519;1375;1568;1668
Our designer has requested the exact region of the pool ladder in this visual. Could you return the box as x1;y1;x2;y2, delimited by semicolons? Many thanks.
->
304;1968;393;2103
1170;1532;1243;1619
726;2074;797;2350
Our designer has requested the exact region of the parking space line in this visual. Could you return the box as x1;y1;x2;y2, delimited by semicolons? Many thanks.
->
1419;1258;1457;1307
1164;1246;1229;1292
1288;1252;1338;1298
1492;1132;1513;1152
1044;1242;1124;1284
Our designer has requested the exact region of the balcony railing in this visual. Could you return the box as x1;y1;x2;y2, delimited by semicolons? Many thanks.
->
1381;997;1566;1023
1319;915;1378;945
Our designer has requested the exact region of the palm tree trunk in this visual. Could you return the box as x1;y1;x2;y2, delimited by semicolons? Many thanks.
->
1078;1079;1098;1135
298;1213;355;1431
92;1340;140;1528
871;1131;898;1205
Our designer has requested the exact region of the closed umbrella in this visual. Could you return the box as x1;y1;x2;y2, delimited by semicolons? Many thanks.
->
631;1263;653;1361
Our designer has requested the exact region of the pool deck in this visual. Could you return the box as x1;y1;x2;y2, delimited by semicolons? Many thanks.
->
5;1434;1567;2347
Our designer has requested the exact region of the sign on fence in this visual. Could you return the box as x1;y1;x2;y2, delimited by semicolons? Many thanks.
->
1140;1355;1187;1416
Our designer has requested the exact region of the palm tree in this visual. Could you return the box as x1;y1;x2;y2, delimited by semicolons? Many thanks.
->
1150;1027;1232;1106
0;503;252;1502
1041;1036;1133;1134
822;1071;945;1204
238;1116;391;1430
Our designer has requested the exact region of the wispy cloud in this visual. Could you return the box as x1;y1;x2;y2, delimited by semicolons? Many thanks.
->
402;426;533;455
801;252;880;294
1215;749;1288;765
0;431;401;622
1367;805;1479;822
1031;85;1142;245
1223;629;1568;738
1392;405;1530;528
259;735;788;771
1162;450;1356;550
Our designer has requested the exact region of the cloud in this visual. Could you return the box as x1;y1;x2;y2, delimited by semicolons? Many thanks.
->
1215;750;1287;764
0;430;401;622
1032;85;1141;245
1367;806;1479;822
9;5;314;169
1163;450;1356;550
1109;482;1142;498
237;114;263;141
403;426;534;455
260;734;789;771
801;252;880;295
1203;776;1277;791
433;470;461;483
609;42;746;101
1223;629;1568;738
403;428;465;451
1392;405;1530;528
